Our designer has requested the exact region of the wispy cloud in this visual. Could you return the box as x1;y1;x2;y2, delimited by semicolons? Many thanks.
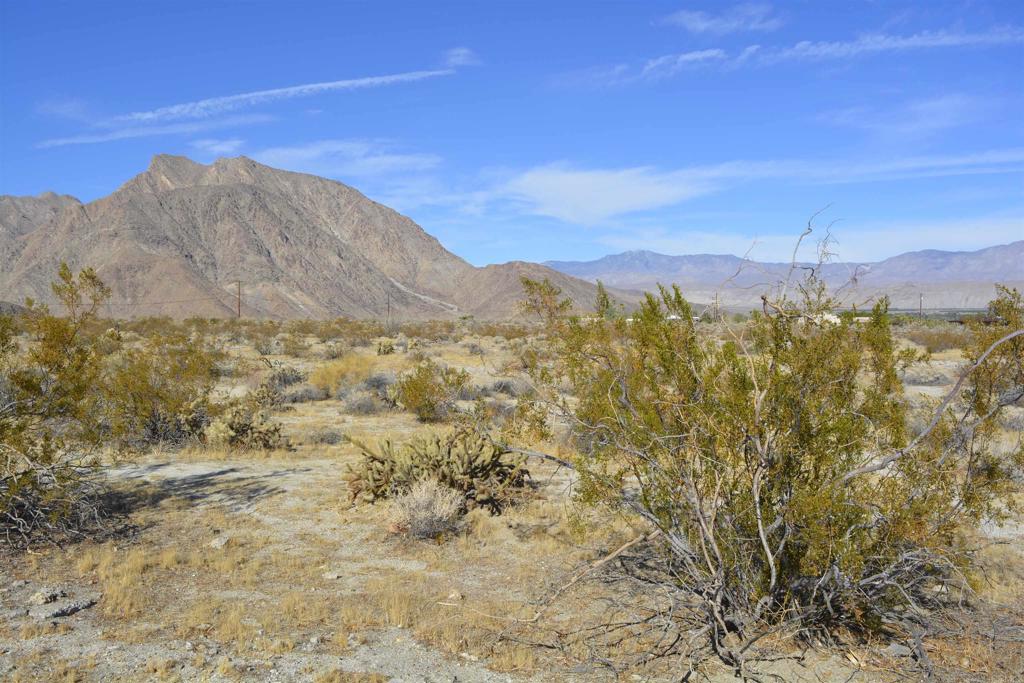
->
640;49;728;80
35;97;92;122
559;50;727;86
765;27;1024;62
662;3;783;35
190;138;246;155
112;69;454;124
253;139;442;178
822;94;988;141
444;47;481;67
495;149;1024;224
559;26;1024;86
502;165;715;224
37;114;272;148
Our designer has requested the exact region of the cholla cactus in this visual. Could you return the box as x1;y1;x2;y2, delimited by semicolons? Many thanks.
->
345;429;528;513
205;406;287;451
377;340;396;355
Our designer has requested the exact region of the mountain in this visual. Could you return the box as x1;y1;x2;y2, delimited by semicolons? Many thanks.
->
0;155;615;320
546;242;1024;310
0;191;81;265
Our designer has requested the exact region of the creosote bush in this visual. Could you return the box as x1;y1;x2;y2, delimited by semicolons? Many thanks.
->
345;428;529;514
98;332;218;449
396;359;469;422
520;272;1024;678
1;265;110;545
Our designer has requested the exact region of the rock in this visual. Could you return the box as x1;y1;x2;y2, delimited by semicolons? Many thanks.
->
30;598;96;620
885;643;913;658
27;588;66;606
9;579;29;590
209;535;229;549
321;570;343;580
446;591;464;601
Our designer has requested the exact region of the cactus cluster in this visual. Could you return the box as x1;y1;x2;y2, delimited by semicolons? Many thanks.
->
345;429;529;513
376;340;396;355
206;405;287;451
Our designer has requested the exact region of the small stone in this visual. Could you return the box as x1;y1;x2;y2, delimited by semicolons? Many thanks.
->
28;589;66;606
446;591;464;601
885;643;913;658
9;579;29;590
209;536;229;549
321;570;343;580
185;641;194;651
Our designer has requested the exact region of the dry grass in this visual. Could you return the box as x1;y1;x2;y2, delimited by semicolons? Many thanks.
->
18;621;72;640
309;354;378;394
390;479;463;539
314;670;389;683
4;333;1020;682
898;322;973;353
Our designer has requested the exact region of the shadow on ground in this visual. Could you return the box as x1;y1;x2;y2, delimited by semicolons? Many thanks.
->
107;462;307;512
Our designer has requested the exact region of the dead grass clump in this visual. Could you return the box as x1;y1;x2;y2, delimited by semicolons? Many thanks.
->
899;321;974;352
308;427;344;445
363;574;435;629
74;545;152;615
19;621;72;639
390;479;463;539
310;355;374;396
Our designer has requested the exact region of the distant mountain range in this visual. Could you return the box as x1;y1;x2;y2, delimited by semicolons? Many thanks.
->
0;155;610;320
546;241;1024;310
2;154;1018;319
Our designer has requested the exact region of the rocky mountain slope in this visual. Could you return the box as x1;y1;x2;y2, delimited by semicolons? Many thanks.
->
0;155;610;320
546;241;1024;310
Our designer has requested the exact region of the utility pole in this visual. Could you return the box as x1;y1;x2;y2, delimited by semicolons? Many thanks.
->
919;293;923;319
236;281;242;319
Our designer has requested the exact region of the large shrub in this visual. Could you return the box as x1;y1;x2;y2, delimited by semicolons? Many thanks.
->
397;360;469;422
99;332;218;449
520;275;1024;676
1;265;111;546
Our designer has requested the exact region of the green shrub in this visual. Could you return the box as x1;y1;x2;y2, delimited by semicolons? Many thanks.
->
396;360;470;422
1;264;111;546
344;429;529;513
520;275;1024;675
98;332;218;449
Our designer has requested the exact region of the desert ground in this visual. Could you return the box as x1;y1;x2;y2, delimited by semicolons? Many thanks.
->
2;321;1022;682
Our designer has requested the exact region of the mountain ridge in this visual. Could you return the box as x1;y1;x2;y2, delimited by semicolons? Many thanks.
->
0;155;614;320
545;241;1024;309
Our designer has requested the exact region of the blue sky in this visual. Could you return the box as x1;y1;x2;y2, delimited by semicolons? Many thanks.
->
1;1;1022;265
